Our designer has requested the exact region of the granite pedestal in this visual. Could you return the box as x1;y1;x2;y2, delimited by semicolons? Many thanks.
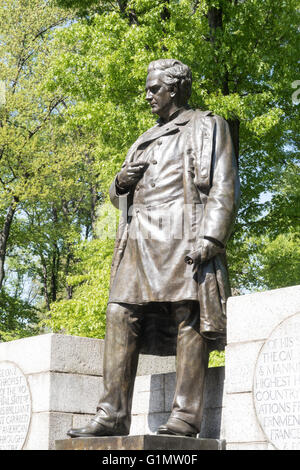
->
225;285;300;450
0;333;224;450
2;284;299;450
55;435;225;451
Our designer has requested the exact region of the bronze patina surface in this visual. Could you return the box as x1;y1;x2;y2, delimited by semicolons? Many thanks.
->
67;59;240;440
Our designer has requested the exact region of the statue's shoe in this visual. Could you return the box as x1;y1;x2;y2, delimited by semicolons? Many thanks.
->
156;417;198;438
67;418;128;438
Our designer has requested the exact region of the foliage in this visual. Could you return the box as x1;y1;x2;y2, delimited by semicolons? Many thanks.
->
209;350;225;368
48;0;299;220
0;0;102;338
43;237;114;337
0;289;39;341
259;233;300;290
48;0;299;289
227;161;300;292
0;0;299;343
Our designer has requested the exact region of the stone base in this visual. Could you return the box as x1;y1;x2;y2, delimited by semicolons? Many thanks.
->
0;334;225;449
225;285;300;450
55;435;225;451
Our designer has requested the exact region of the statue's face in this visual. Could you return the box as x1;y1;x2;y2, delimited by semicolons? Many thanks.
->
145;70;174;118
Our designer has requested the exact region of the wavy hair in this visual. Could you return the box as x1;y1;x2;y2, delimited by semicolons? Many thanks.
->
147;59;192;106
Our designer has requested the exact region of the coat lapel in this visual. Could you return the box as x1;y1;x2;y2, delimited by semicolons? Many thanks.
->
136;108;195;150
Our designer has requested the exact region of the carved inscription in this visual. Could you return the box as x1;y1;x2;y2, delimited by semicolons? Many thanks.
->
0;362;31;450
253;313;300;450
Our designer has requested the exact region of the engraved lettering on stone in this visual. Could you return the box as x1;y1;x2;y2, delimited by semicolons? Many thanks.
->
253;313;300;450
0;362;31;450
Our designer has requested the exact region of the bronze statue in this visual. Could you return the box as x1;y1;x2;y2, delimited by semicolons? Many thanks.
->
67;59;240;438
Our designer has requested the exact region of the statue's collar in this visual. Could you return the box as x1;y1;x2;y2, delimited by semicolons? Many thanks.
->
133;108;197;152
156;106;193;126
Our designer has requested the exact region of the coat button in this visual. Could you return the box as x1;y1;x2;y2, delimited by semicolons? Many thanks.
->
152;160;157;164
151;182;156;187
136;186;140;191
157;140;162;145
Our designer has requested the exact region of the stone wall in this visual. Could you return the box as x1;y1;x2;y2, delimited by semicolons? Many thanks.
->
0;334;224;450
2;284;299;450
225;285;300;450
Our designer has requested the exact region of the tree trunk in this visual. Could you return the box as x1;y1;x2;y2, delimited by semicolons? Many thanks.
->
0;200;17;289
208;5;223;41
41;260;50;311
65;251;73;299
90;184;99;237
50;247;59;302
50;207;60;303
207;4;240;161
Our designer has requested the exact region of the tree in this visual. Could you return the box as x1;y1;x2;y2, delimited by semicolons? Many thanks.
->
43;237;114;338
0;0;74;289
45;0;298;324
50;0;298;227
0;289;39;341
1;0;298;343
0;0;104;339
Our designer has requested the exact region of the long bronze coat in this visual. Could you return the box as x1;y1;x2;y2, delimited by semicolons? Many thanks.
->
108;108;240;354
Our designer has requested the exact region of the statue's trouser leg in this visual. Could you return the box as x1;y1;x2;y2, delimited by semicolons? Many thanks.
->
170;300;209;433
94;302;142;434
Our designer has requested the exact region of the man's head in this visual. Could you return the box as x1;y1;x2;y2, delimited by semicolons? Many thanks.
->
145;59;192;121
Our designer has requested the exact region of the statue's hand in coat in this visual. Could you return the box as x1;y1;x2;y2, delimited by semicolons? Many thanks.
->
184;238;225;271
116;162;149;192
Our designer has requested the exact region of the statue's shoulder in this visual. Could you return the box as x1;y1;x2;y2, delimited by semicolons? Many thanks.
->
194;109;214;118
193;109;227;127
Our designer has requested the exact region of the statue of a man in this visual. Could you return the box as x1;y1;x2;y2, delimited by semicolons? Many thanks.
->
67;59;240;438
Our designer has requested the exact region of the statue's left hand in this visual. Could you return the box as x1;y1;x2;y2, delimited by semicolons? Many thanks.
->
184;238;224;270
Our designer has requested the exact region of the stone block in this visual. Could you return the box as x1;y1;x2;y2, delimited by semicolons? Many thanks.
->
49;372;103;414
204;367;225;408
71;413;94;429
225;341;264;394
55;435;226;451
164;372;176;391
132;389;165;415
27;372;51;412
146;412;170;434
200;406;225;439
134;373;164;393
130;414;147;435
226;442;275;450
0;333;225;449
0;335;52;375
48;412;74;450
50;334;104;376
163;373;175;410
24;412;50;450
27;372;103;414
137;355;176;376
24;412;73;450
224;392;265;444
227;285;300;344
0;334;104;376
131;412;170;435
225;285;300;450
